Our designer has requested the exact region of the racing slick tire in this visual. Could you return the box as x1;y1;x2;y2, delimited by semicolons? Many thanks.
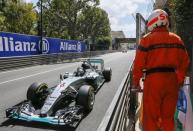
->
103;67;112;82
27;82;48;108
76;85;95;112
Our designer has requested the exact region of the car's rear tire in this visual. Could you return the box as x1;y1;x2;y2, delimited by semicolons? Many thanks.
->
27;82;48;108
103;67;112;81
76;85;95;112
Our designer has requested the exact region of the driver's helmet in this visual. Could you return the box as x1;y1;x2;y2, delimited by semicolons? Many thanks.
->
81;62;90;70
76;67;85;76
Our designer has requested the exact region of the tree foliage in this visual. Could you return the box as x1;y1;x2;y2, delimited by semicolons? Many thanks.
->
79;7;111;40
95;36;111;50
172;0;193;60
0;0;37;34
0;0;111;50
37;0;102;39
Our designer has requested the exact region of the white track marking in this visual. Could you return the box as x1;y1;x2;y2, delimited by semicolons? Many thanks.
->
0;65;42;74
0;64;77;85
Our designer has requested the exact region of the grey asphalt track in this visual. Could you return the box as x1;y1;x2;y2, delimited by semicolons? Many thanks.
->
0;51;135;131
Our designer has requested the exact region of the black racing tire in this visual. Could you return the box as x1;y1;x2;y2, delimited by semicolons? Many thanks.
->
76;85;95;112
27;82;48;107
103;67;112;82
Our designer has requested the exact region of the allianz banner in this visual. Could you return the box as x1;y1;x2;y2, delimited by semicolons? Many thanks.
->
0;32;86;57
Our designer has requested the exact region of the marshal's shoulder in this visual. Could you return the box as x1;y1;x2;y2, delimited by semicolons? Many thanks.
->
142;32;151;38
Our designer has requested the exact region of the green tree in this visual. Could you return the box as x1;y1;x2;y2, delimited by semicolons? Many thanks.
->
79;7;111;50
172;0;193;63
0;0;37;35
79;7;111;40
0;12;6;31
95;36;111;50
37;0;100;39
36;0;111;50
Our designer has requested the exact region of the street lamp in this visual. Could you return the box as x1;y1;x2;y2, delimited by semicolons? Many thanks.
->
87;36;92;57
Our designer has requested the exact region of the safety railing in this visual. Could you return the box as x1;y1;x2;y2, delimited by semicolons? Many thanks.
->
97;60;138;131
0;50;117;71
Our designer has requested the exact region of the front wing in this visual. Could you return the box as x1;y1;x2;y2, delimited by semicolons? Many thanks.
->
6;101;84;127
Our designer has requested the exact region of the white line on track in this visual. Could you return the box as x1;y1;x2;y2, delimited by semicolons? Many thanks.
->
0;52;132;85
0;65;41;74
0;64;77;85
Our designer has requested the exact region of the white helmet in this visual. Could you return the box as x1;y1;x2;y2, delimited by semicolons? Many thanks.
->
147;9;169;31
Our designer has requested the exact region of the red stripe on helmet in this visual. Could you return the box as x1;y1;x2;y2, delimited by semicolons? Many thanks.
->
147;17;159;27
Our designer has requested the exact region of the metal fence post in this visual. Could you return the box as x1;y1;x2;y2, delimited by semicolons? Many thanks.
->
136;13;140;45
191;46;193;94
136;13;147;45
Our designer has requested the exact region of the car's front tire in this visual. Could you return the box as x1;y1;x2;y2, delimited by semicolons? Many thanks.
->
27;82;48;108
76;85;95;112
103;67;112;81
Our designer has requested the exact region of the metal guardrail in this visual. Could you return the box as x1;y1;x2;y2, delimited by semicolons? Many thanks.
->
0;50;117;71
98;60;138;131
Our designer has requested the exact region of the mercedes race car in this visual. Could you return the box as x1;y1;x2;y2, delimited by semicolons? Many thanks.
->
6;58;112;127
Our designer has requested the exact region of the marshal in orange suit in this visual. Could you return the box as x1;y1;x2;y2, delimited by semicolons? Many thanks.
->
132;9;189;131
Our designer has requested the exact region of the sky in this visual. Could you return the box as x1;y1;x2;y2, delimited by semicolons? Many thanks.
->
26;0;154;38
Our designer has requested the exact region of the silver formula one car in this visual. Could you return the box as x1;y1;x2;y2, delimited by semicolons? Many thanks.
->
6;58;112;127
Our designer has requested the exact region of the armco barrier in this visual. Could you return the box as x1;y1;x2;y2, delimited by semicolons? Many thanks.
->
0;50;117;71
97;59;138;131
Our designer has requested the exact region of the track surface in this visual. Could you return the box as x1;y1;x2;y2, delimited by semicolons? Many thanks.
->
0;51;135;131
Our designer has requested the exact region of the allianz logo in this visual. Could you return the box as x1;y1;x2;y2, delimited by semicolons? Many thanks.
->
39;38;49;54
0;36;50;53
60;41;82;52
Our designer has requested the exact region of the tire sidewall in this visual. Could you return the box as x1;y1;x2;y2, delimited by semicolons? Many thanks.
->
103;68;112;81
27;82;48;107
77;85;95;111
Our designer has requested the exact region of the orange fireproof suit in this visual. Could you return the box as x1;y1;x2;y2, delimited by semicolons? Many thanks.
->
132;27;189;131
